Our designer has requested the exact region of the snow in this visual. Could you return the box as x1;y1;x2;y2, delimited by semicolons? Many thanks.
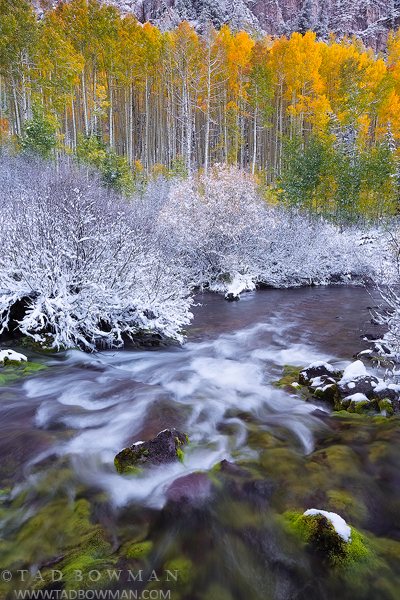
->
0;157;398;352
344;392;369;403
310;376;335;387
304;509;352;542
339;360;368;382
374;380;388;393
224;274;256;299
0;349;27;363
306;361;339;374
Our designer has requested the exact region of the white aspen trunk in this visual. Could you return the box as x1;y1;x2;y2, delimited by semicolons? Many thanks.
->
0;75;3;129
82;70;89;136
224;91;228;162
252;105;258;175
21;69;28;126
109;77;114;148
71;95;77;150
145;74;149;171
11;79;21;136
186;94;192;173
92;68;97;135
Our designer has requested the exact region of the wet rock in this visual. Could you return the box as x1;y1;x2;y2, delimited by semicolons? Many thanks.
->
225;292;240;301
337;375;379;401
373;385;400;413
347;399;380;414
166;472;213;505
219;459;251;478
240;479;276;505
114;429;189;474
299;362;342;386
285;509;370;567
307;374;338;405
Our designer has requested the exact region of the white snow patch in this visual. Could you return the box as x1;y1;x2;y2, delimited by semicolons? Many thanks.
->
344;392;369;403
224;273;256;299
374;380;388;393
0;349;27;362
340;360;368;382
305;361;339;373
304;509;352;542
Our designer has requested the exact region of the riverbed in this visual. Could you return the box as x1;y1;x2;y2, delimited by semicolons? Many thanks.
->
1;287;399;600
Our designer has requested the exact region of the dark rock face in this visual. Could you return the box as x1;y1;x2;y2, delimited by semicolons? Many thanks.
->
114;429;188;474
299;362;342;385
337;375;380;401
32;0;398;51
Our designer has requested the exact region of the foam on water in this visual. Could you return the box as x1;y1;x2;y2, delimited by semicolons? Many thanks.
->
18;311;336;507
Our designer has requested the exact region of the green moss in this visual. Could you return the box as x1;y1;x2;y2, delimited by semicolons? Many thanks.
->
163;557;193;586
202;583;234;600
114;447;150;474
20;335;64;353
284;510;370;567
115;433;189;474
22;362;47;374
271;365;304;389
0;488;11;503
126;541;153;559
326;490;368;523
379;399;394;416
0;359;48;387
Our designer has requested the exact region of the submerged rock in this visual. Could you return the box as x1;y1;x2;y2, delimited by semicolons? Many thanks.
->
166;472;213;505
114;428;189;474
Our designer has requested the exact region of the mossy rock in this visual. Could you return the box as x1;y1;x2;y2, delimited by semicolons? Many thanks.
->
347;400;379;414
312;383;338;405
284;510;370;567
125;541;153;560
326;490;368;523
271;365;304;389
0;359;48;386
163;556;193;586
20;335;65;353
378;399;394;416
114;429;189;474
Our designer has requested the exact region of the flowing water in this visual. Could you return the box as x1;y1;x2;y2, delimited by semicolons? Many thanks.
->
1;287;400;600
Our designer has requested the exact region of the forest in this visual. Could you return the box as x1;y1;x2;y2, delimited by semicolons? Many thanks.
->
2;0;400;356
1;0;400;219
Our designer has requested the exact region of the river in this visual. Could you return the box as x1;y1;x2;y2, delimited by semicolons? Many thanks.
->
1;287;399;600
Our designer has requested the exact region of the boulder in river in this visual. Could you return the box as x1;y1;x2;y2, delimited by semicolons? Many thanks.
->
285;509;370;567
114;429;189;474
299;361;342;385
166;472;213;506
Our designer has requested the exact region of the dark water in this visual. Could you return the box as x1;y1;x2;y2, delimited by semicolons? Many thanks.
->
1;287;399;600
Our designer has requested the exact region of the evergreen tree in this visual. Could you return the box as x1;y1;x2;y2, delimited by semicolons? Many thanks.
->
19;103;58;160
297;0;314;35
315;0;330;40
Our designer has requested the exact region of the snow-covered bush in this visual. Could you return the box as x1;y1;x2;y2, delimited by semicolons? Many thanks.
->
158;163;272;294
369;231;400;361
159;163;378;296
0;155;192;350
